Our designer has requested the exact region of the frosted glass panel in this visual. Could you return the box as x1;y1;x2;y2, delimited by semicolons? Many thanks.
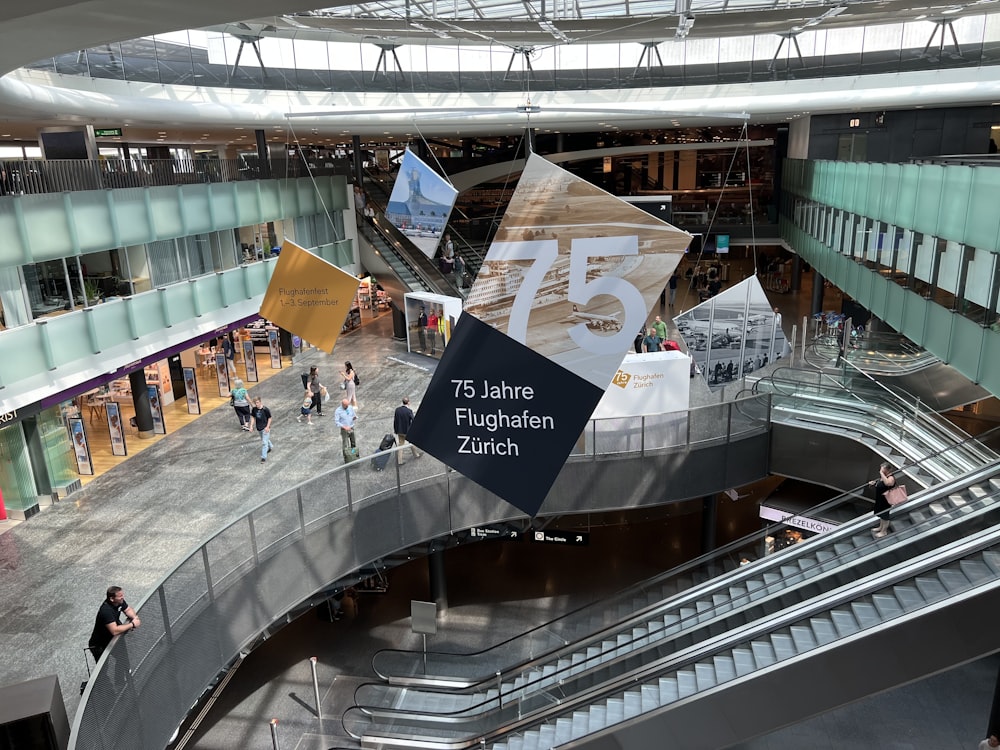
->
38;407;76;486
965;247;997;308
113;188;154;245
0;423;36;512
937;239;962;295
913;235;936;284
25;194;73;261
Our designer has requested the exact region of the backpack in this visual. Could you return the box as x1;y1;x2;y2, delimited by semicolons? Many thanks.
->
353;372;360;387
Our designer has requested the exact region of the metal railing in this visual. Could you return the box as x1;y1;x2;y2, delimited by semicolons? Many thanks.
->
68;394;770;750
0;156;351;197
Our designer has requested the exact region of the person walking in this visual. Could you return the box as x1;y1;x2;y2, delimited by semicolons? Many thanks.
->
341;361;358;409
453;252;465;290
642;327;662;353
221;333;237;377
979;734;999;750
88;585;140;661
393;396;421;464
296;388;314;425
251;396;274;463
230;377;252;431
868;461;897;538
308;366;324;417
334;397;358;463
653;315;668;342
668;271;679;307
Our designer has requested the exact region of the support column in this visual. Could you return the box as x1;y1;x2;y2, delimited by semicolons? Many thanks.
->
352;134;363;186
428;546;448;613
255;129;271;180
810;270;825;316
700;495;718;556
129;370;155;439
987;659;1000;740
790;255;802;292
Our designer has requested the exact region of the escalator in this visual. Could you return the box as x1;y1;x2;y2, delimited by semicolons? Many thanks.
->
749;365;998;488
342;454;1000;749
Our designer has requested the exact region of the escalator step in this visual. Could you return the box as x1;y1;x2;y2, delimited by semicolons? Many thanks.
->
623;690;642;718
770;632;797;660
981;550;1000;574
830;608;861;636
713;654;737;683
937;567;972;592
914;576;948;601
750;639;777;667
555;717;575;745
589;704;608;733
677;669;698;697
536;723;556;749
607;696;626;723
789;624;819;652
659;676;680;703
641;683;660;712
694;662;718;690
809;616;838;645
572;710;590;736
871;592;904;619
892;584;925;611
850;600;880;628
959;558;992;584
732;647;756;676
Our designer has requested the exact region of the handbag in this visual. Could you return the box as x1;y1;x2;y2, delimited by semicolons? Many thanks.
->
885;484;908;506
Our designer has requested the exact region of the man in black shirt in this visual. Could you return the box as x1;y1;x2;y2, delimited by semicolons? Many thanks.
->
88;585;140;660
393;396;422;465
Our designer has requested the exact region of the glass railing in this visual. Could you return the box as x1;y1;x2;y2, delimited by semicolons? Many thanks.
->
0;156;351;197
68;394;771;750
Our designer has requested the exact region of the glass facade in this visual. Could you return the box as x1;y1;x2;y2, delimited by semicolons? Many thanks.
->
0;421;38;516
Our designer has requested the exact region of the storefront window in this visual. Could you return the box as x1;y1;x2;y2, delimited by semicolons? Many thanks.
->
0;421;38;514
37;408;76;487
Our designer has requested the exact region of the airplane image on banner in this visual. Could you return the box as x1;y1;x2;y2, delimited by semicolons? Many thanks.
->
564;309;623;332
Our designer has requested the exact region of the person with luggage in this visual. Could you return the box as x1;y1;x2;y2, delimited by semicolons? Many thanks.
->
307;366;324;417
393;396;422;465
335;397;358;463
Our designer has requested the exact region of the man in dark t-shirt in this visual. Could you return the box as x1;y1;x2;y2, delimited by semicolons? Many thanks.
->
88;585;140;660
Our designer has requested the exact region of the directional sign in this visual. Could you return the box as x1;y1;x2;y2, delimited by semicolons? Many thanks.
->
531;529;590;546
470;525;522;541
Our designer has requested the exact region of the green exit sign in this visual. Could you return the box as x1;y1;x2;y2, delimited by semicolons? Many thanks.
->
94;128;123;137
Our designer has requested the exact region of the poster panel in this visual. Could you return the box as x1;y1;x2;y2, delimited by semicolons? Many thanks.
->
403;292;463;359
182;366;200;415
673;276;790;390
591;351;691;420
242;340;259;382
267;329;282;369
408;154;690;517
69;417;93;475
385;149;458;260
259;240;360;354
215;354;230;397
106;402;127;456
148;385;166;435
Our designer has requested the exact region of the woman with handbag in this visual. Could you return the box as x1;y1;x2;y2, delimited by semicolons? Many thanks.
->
340;361;358;409
868;462;897;538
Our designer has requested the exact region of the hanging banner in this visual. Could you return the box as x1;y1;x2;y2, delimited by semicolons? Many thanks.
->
407;154;690;517
267;329;282;369
69;417;93;475
148;385;166;435
259;240;361;354
242;340;259;382
182;366;200;415
215;354;230;397
385;148;459;260
106;401;127;456
673;276;791;390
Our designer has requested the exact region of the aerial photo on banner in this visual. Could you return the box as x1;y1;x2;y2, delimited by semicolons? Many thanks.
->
384;149;459;259
673;275;791;390
407;153;692;517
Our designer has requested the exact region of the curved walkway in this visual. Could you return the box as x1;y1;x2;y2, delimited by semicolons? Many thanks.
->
0;314;431;717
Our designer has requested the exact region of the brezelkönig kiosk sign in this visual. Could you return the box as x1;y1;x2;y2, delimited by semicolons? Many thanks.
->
407;154;690;517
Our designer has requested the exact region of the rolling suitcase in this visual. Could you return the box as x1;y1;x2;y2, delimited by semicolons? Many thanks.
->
371;434;395;471
343;445;360;464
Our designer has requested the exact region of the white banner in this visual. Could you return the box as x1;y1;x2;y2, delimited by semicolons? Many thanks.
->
591;351;691;420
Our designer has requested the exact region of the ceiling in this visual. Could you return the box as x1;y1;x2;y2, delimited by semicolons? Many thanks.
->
0;0;998;146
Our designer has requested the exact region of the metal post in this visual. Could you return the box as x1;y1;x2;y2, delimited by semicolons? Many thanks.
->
496;671;503;708
269;718;280;750
309;657;322;720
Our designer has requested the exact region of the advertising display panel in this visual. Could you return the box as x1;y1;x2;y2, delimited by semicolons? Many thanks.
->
259;240;362;354
106;402;127;456
385;149;458;260
242;340;259;382
182;366;200;415
674;276;790;390
69;417;93;475
148;385;165;435
407;154;690;517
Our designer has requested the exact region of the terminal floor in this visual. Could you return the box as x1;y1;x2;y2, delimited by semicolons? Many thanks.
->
0;267;994;749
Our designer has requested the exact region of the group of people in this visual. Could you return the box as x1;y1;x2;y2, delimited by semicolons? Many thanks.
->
416;305;448;355
635;315;681;354
438;233;467;290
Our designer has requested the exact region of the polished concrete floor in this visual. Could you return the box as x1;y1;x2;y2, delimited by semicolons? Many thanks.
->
1;258;996;750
